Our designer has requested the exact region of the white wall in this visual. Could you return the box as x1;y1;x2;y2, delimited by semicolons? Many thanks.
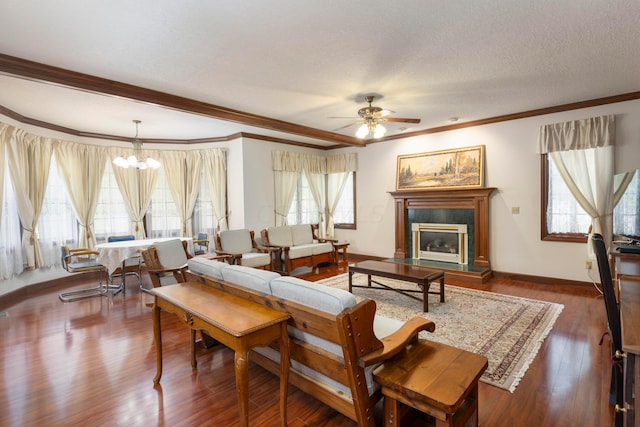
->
340;100;640;282
2;100;639;295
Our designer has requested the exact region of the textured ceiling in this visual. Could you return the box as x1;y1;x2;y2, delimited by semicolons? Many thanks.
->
0;0;639;147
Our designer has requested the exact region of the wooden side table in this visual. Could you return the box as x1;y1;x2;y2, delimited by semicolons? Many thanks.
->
374;340;487;427
151;282;290;427
333;241;350;265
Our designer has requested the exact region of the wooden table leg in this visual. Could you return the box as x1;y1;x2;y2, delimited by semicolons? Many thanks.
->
190;329;197;369
279;322;290;426
234;349;250;427
439;276;445;303
152;303;163;385
422;279;429;312
385;394;401;426
348;270;354;292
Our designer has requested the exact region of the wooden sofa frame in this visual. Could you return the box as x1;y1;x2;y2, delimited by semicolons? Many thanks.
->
185;270;434;426
260;224;336;274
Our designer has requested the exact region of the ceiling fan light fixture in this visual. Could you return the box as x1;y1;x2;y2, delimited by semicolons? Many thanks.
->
373;123;386;138
113;120;160;170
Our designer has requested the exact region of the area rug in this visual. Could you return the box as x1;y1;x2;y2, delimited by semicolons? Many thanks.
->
317;273;564;392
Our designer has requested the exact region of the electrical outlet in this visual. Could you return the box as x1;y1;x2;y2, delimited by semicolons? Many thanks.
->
511;206;520;214
585;260;592;270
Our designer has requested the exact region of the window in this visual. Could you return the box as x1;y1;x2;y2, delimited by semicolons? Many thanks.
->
93;161;131;241
146;168;181;238
541;154;590;242
614;170;640;239
192;170;217;236
333;172;356;229
287;173;319;225
0;162;24;279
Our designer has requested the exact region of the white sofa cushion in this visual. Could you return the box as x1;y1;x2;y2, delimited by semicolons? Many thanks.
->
219;229;254;254
187;257;228;280
270;276;356;314
311;241;333;255
266;226;293;247
221;264;280;294
291;224;314;246
286;244;314;260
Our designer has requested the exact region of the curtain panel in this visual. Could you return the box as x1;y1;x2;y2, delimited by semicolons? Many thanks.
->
54;142;108;249
162;150;203;236
5;126;58;268
201;148;228;231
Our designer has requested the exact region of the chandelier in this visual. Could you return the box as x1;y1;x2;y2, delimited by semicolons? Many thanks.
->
355;118;386;139
113;120;160;169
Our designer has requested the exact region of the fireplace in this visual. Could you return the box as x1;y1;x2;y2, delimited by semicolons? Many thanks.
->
412;223;468;264
389;187;496;283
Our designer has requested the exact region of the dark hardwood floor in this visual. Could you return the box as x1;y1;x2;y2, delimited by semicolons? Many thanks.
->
0;256;614;426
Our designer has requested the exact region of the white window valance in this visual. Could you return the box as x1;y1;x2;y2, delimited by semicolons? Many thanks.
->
537;115;615;154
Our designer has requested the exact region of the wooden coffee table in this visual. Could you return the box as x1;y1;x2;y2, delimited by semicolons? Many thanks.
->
348;260;445;312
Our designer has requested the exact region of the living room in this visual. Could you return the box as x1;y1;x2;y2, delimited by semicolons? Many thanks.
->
1;2;640;426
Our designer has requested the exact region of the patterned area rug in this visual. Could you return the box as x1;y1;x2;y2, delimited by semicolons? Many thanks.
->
318;273;564;392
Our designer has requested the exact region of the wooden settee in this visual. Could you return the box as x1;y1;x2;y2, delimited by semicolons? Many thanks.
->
184;258;434;426
260;224;336;274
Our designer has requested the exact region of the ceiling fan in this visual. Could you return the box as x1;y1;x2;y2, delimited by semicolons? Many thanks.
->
332;95;421;139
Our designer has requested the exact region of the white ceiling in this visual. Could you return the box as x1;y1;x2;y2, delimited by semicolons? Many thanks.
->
1;0;639;147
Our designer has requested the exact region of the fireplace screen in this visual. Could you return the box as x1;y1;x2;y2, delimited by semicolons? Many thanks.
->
412;223;468;264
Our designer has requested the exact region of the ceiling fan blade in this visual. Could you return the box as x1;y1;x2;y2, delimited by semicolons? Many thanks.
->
332;121;361;131
375;109;395;118
384;117;421;124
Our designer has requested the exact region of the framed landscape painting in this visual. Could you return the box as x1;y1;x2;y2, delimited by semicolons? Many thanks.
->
396;145;485;190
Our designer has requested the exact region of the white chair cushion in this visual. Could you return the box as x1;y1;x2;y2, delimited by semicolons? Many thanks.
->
220;264;280;294
187;257;228;280
267;226;293;247
239;252;271;268
219;229;254;254
291;224;313;246
154;239;188;268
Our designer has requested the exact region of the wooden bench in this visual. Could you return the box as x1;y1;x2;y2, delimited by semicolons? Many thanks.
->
185;269;435;426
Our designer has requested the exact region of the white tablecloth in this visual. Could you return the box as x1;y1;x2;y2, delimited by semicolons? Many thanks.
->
96;237;194;274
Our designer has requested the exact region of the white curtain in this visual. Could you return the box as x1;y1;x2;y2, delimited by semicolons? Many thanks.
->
272;151;302;226
162;151;203;236
326;153;358;237
202;148;228;231
110;147;160;239
538;115;615;254
54;142;107;249
0;124;24;279
5;126;57;268
302;154;326;235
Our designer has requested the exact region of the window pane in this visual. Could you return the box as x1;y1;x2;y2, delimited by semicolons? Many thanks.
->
146;168;181;238
287;174;319;225
614;170;640;238
546;156;591;234
38;155;78;267
0;162;24;279
94;161;131;241
192;170;216;237
333;172;355;226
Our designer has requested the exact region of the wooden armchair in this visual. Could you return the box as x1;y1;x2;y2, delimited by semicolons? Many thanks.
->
214;229;277;270
141;239;192;289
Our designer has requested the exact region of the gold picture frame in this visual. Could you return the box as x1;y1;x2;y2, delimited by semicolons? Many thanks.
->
396;145;485;190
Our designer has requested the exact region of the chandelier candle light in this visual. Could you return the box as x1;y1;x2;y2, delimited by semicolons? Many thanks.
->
113;120;160;169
